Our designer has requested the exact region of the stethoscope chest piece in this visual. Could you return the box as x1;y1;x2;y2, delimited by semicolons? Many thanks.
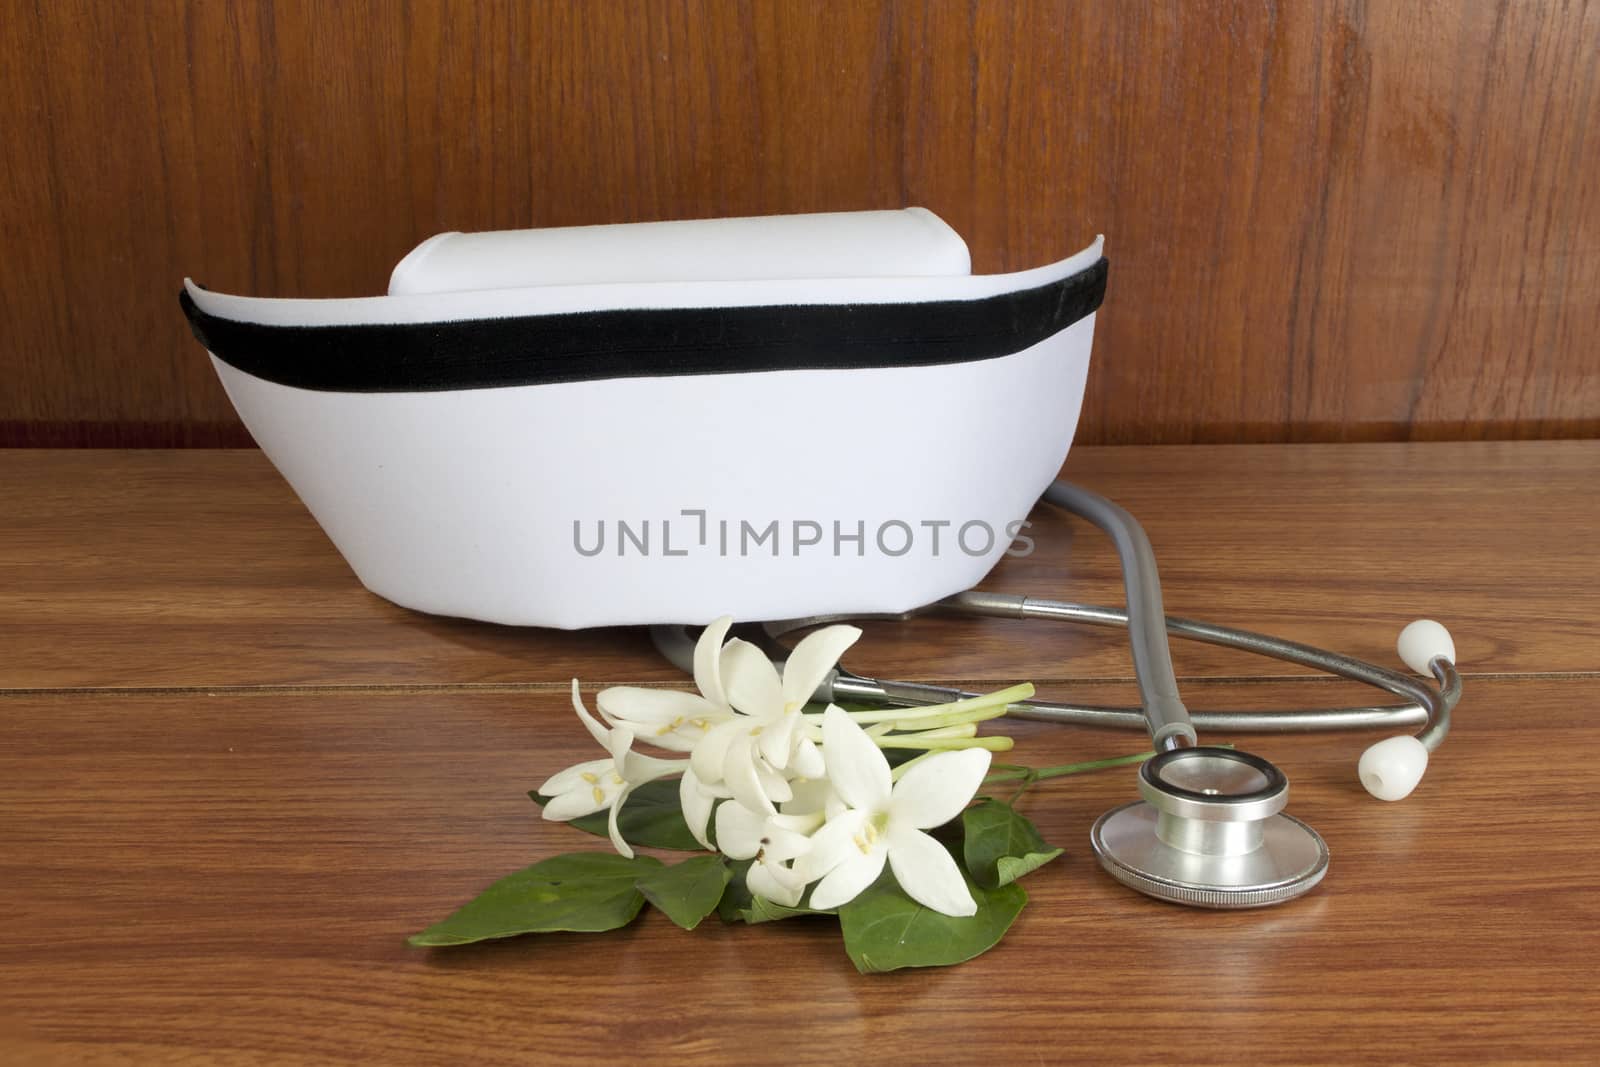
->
1090;747;1329;909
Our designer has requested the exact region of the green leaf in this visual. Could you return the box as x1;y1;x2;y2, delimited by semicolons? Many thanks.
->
962;799;1064;888
635;855;731;931
530;777;706;851
716;859;755;922
996;852;1061;886
838;867;1027;974
739;895;836;924
408;852;663;947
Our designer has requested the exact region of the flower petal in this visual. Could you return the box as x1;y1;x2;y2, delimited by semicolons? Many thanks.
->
748;861;805;908
888;747;992;829
597;686;714;725
713;801;768;860
606;723;636;767
722;732;776;816
761;820;817;864
780;774;837;817
790;808;868;883
540;786;609;821
886;826;976;917
690;718;741;783
808;850;887;911
693;615;735;708
779;624;862;710
820;705;892;813
790;737;827;781
620;749;688;785
536;757;613;797
757;707;799;770
570;679;612;748
719;638;784;717
754;759;793;806
679;766;715;850
607;784;637;859
695;776;734;800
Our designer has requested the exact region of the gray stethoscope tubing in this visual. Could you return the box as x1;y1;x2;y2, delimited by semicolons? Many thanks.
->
648;523;1462;754
685;479;1459;752
646;478;1463;908
825;594;1459;746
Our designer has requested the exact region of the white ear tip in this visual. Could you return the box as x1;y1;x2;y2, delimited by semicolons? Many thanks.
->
1359;735;1430;801
1397;619;1455;676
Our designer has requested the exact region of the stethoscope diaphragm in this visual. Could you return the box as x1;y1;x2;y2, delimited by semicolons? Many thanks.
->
1089;747;1329;909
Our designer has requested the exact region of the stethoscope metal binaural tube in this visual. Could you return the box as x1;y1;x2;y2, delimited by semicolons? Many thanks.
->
749;477;1460;748
824;590;1460;746
658;593;1459;741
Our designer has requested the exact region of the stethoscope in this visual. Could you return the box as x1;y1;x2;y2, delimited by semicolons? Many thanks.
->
649;480;1462;910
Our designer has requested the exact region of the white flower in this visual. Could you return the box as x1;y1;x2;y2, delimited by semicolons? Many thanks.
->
537;757;627;821
689;624;861;815
592;615;742;851
714;801;824;908
595;616;738;752
535;681;684;858
747;861;808;908
676;763;719;850
780;775;847;820
797;706;991;916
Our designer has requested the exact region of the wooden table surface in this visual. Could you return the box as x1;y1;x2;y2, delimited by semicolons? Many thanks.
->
2;442;1597;1064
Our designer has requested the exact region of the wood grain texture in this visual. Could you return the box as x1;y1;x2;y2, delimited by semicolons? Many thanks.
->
2;679;1597;1065
3;2;1599;446
2;443;1597;1063
1;442;1595;689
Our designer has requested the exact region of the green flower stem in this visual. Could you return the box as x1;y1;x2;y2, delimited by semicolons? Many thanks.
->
887;702;1010;733
1020;750;1154;782
983;743;1238;791
981;750;1147;802
888;751;935;782
895;723;978;741
841;682;1036;726
875;734;1015;753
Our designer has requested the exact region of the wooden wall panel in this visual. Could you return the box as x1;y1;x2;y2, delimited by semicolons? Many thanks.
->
1;1;1597;446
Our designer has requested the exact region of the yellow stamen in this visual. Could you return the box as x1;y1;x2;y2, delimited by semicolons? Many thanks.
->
591;786;605;804
581;772;599;784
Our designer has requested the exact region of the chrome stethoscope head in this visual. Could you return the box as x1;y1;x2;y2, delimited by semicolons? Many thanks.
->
1090;746;1329;908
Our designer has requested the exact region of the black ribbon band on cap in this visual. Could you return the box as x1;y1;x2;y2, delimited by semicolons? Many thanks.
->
180;257;1107;394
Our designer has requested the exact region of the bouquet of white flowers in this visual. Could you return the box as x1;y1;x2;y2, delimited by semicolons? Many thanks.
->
409;618;1149;972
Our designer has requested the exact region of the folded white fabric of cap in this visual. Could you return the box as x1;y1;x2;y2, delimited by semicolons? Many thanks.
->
180;209;1107;629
